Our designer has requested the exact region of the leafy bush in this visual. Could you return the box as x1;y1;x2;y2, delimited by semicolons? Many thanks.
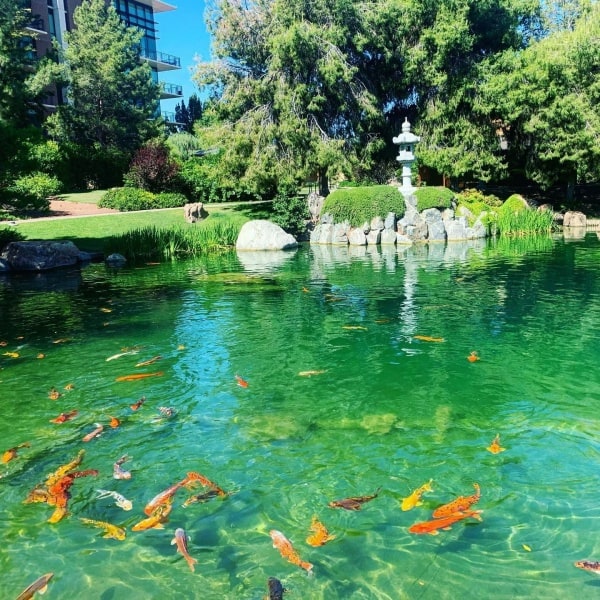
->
3;172;61;212
0;227;24;249
99;187;156;211
178;155;262;203
457;188;502;208
272;193;309;236
322;185;405;226
500;194;529;213
61;143;129;190
154;192;188;208
414;186;455;211
124;140;179;193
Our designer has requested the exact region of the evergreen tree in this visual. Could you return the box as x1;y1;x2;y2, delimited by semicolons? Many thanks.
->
39;0;160;152
0;0;41;125
175;100;190;131
187;94;203;127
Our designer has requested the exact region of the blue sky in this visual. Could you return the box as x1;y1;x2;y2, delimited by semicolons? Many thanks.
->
155;1;212;105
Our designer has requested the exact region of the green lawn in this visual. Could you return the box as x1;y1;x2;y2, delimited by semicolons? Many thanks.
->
56;189;108;204
8;197;273;253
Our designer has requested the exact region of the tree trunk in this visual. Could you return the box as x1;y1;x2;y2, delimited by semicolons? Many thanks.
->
318;168;330;197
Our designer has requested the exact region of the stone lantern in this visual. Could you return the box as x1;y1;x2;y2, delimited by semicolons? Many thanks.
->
393;117;420;197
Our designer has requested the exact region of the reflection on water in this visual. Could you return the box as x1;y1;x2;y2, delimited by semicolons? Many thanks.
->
1;235;600;599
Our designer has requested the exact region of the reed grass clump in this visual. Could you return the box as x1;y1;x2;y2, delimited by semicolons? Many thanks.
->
105;214;246;261
497;195;555;236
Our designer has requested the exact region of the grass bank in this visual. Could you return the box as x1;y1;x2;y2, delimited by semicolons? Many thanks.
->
6;197;272;254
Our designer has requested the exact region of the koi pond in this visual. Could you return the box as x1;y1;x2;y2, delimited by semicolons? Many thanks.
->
1;234;600;599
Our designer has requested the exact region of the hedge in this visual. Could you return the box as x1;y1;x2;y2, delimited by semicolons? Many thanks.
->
322;185;405;226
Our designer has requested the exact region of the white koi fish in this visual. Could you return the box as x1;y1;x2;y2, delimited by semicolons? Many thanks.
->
96;489;133;511
171;527;198;572
106;349;140;361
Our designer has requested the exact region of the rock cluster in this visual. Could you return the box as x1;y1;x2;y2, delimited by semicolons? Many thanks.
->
310;195;487;246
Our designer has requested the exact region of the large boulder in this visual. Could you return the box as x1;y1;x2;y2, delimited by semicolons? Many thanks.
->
1;241;86;272
236;220;298;251
563;211;586;228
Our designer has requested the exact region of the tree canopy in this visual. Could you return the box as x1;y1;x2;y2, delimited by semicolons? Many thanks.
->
194;0;549;194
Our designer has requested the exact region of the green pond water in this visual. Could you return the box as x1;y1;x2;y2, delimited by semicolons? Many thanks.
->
1;235;599;599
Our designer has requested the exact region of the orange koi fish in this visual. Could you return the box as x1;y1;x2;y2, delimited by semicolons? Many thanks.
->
113;455;132;480
80;517;126;540
467;351;480;362
48;387;62;400
171;527;198;572
401;479;434;511
306;515;336;547
130;396;146;410
143;472;204;516
132;500;172;531
108;415;120;428
136;355;162;367
413;335;445;343
409;509;482;535
269;529;313;573
329;487;381;511
574;560;600;575
49;410;78;424
15;573;54;600
487;434;506;454
82;422;104;442
2;442;30;463
235;374;249;388
432;483;481;518
116;371;163;382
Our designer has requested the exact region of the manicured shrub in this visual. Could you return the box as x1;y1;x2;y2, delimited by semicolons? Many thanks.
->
272;193;310;236
322;185;405;226
414;186;455;211
4;172;61;212
154;192;189;208
99;187;156;211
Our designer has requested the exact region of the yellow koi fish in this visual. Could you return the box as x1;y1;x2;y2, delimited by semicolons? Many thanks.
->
306;515;336;547
80;517;126;540
116;371;164;382
401;479;434;511
132;500;172;531
413;335;445;342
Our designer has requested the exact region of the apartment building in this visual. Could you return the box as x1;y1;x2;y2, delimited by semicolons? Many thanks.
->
25;0;182;119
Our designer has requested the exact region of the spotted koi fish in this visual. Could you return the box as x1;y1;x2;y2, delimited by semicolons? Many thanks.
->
329;487;381;511
432;483;481;518
269;529;313;573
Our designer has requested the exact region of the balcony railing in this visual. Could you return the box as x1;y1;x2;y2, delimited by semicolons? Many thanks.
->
161;82;183;98
26;17;45;33
141;49;181;71
162;111;182;124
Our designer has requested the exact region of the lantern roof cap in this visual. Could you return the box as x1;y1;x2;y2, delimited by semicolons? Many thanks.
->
393;117;420;145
